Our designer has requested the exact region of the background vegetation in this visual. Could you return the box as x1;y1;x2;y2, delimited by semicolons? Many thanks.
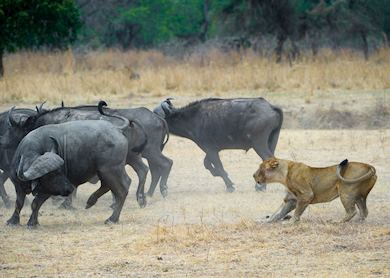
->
0;1;389;103
1;1;390;66
75;0;390;58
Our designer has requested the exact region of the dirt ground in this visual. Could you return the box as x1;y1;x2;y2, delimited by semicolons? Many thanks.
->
0;125;389;276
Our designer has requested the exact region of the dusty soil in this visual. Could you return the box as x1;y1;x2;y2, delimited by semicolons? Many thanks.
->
1;89;390;130
0;128;389;277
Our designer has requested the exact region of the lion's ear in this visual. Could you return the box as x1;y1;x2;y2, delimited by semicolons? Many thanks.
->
270;160;279;169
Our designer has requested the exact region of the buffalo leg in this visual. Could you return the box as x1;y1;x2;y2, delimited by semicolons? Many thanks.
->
6;184;26;225
204;152;235;192
146;163;161;198
253;138;274;192
86;184;129;210
99;168;129;224
157;156;173;197
127;155;148;208
268;127;281;156
268;192;297;222
58;194;76;210
86;185;110;209
146;153;173;198
27;193;51;227
0;172;11;208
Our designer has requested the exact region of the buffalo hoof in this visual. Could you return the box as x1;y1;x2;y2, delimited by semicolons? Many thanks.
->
85;196;98;209
266;217;276;223
160;189;168;198
104;218;118;225
59;202;76;210
137;194;147;208
51;196;63;205
146;191;154;198
226;186;235;193
255;183;267;192
6;217;20;226
27;221;40;229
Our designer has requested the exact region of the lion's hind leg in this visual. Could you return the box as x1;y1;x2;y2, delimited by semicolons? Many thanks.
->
356;197;368;221
339;191;357;222
356;175;376;221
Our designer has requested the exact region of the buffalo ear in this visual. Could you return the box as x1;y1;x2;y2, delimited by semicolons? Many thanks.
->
23;152;64;180
165;98;174;106
161;101;172;116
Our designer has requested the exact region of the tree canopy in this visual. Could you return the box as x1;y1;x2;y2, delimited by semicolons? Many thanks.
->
75;0;390;58
2;0;390;73
0;0;80;76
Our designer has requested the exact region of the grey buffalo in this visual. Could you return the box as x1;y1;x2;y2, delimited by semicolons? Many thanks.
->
7;119;132;227
0;107;39;208
3;101;149;208
6;101;172;199
67;103;173;198
154;98;283;192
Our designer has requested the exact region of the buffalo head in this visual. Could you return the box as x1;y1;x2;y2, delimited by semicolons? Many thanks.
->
17;137;74;196
0;107;36;149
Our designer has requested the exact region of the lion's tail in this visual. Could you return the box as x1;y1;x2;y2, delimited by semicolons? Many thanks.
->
336;159;376;184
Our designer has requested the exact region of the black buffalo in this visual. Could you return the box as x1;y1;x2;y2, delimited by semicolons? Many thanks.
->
68;103;173;198
0;107;39;208
154;98;283;192
3;102;148;209
8;119;132;227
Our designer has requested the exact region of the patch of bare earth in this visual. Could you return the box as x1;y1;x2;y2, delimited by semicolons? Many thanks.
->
0;130;389;277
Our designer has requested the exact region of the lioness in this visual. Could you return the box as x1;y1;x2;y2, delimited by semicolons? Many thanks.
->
253;158;377;223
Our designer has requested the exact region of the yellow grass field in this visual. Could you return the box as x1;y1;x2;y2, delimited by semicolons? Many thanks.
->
0;49;389;277
0;48;390;104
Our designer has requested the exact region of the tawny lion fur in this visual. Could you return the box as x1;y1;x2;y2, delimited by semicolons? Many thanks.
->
253;158;377;223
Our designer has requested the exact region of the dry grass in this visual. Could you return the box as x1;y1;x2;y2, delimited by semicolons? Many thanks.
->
0;130;389;277
1;48;390;104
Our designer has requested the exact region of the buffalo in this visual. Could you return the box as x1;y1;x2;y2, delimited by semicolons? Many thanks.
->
154;98;283;192
3;101;149;209
7;118;132;227
5;101;172;201
67;103;173;198
0;107;39;208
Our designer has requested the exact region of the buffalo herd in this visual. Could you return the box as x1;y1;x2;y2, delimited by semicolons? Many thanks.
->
0;97;376;227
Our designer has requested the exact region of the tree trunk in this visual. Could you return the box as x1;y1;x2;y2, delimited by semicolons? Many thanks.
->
275;33;287;63
382;32;388;48
199;0;210;42
310;32;319;57
360;31;368;60
0;50;4;78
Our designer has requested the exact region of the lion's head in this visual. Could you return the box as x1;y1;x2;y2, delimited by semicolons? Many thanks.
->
253;157;287;184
